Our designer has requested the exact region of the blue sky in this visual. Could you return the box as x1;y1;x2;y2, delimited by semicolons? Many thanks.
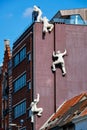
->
0;0;87;64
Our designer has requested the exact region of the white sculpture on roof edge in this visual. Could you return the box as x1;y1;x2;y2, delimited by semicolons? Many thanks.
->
52;49;67;76
33;5;43;22
30;93;43;122
42;16;54;33
33;5;54;33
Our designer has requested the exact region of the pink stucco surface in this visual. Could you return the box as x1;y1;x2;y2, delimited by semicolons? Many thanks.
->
33;23;87;129
55;24;87;107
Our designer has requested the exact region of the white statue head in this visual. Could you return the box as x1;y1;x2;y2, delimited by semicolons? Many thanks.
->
42;16;49;22
33;5;38;10
57;50;61;54
33;5;41;12
34;99;37;102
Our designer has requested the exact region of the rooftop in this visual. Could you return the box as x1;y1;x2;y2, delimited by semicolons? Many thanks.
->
51;8;87;25
13;8;87;49
41;92;87;130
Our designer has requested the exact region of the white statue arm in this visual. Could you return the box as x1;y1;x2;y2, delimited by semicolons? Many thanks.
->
53;51;57;57
30;94;39;107
30;102;34;108
62;49;67;56
36;93;40;103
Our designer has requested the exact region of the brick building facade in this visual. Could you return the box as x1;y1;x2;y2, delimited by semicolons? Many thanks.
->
0;40;11;130
0;8;87;130
11;23;87;130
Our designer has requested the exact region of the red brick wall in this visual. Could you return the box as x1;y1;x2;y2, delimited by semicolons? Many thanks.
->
0;73;2;127
1;44;11;129
12;35;32;102
12;33;33;130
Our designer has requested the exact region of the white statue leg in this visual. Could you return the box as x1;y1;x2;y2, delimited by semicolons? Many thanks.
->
43;25;48;33
37;16;40;22
48;24;54;32
31;113;34;123
61;63;66;75
37;12;42;22
52;62;56;71
37;108;43;116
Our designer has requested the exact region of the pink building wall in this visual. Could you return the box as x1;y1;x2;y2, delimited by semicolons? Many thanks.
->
33;23;54;129
33;23;87;129
55;24;87;107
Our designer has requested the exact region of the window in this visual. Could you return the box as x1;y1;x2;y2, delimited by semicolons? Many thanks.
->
14;53;19;66
8;59;12;69
27;52;31;62
14;47;26;67
70;14;84;25
20;47;26;62
8;59;12;76
28;109;32;118
20;128;26;130
14;101;26;118
27;81;31;90
14;73;26;92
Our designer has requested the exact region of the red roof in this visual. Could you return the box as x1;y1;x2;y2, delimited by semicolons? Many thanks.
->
51;92;87;121
42;92;87;130
80;107;87;116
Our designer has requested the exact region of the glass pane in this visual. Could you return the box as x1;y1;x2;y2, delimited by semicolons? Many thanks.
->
20;47;26;62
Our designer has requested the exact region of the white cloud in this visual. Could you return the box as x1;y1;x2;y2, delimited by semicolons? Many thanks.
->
23;7;33;18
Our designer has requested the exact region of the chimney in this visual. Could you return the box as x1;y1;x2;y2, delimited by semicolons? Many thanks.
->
4;39;10;50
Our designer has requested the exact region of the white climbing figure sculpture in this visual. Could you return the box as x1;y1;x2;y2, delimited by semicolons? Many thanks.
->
52;49;67;76
42;16;54;33
33;5;54;33
30;93;43;122
33;5;42;22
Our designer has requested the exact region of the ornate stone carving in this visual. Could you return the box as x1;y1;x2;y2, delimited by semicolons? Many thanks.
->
30;93;43;122
42;17;54;33
52;49;67;75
